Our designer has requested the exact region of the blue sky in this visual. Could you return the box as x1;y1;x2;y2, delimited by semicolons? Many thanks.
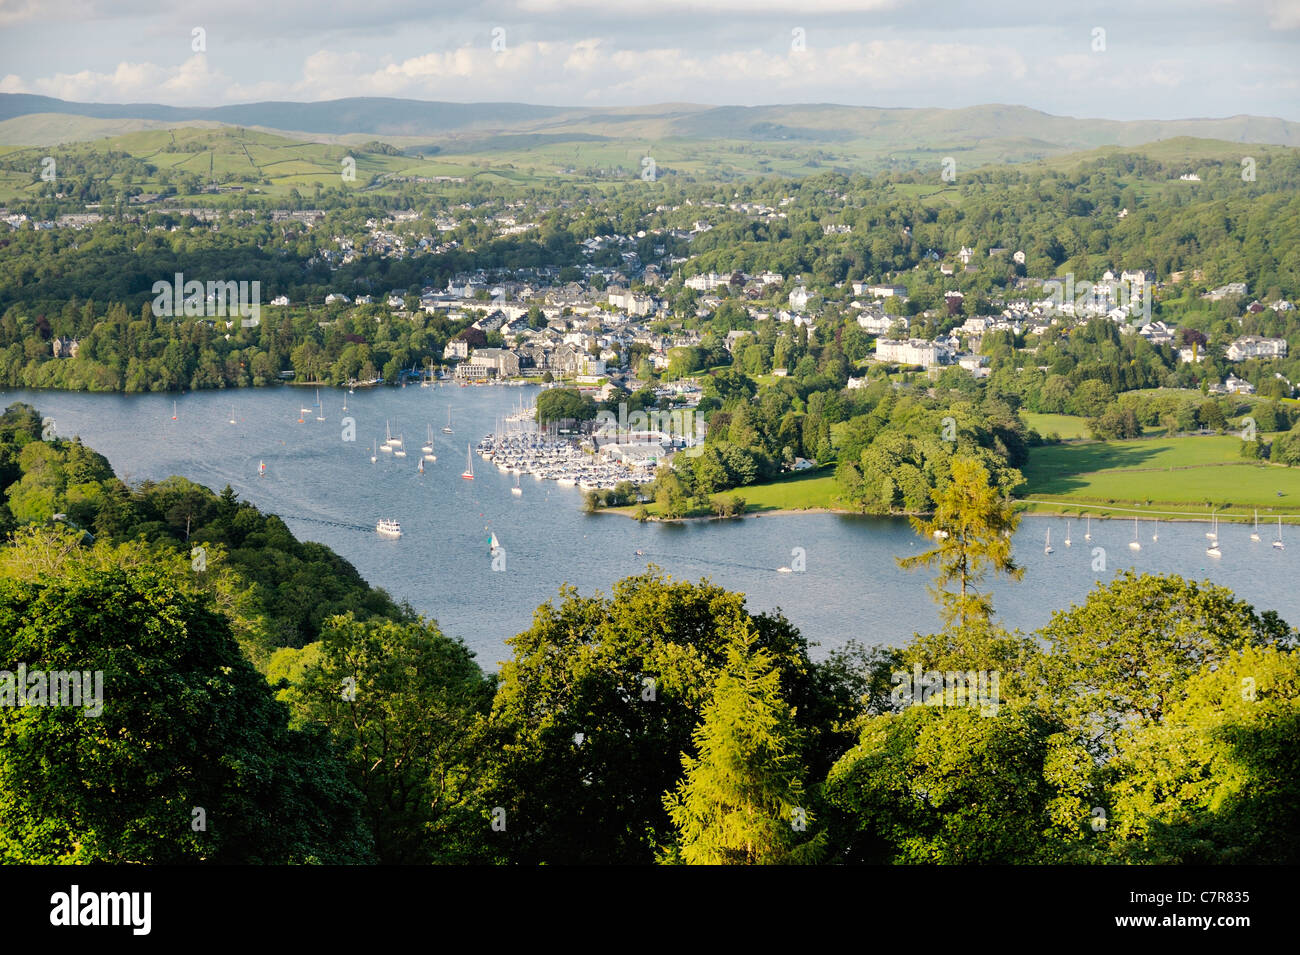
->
1;0;1297;120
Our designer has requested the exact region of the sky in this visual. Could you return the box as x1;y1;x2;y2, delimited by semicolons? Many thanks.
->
1;0;1297;120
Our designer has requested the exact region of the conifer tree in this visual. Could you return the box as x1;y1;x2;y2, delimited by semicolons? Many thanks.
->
897;454;1022;629
663;628;825;865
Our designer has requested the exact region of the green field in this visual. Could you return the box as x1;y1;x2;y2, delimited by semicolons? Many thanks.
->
1020;434;1300;520
616;466;838;519
1022;412;1092;440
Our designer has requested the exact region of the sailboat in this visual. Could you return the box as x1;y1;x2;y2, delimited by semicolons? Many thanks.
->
393;435;407;457
229;405;236;425
1129;516;1141;551
1274;517;1285;550
511;472;522;496
315;389;325;421
1251;510;1261;542
171;401;178;421
1206;514;1221;557
422;426;434;454
489;531;501;554
443;408;454;434
1084;515;1092;541
258;460;265;477
381;420;395;451
418;457;424;474
1152;518;1158;543
1207;511;1217;540
371;440;377;464
1044;528;1053;555
1064;520;1072;547
341;392;348;413
461;444;475;480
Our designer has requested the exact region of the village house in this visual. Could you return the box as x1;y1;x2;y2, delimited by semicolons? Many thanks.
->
457;348;521;380
1227;336;1288;361
51;337;80;358
875;338;951;368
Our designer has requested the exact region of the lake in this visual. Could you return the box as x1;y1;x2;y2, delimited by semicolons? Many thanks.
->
8;384;1298;667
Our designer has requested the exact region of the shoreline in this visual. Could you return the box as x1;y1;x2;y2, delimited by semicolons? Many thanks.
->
599;501;1300;526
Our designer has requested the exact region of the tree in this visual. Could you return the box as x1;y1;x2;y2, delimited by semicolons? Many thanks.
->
897;456;1023;629
536;387;596;426
654;467;689;519
284;613;493;863
0;533;371;863
824;703;1093;864
479;572;823;864
1035;571;1293;756
1102;645;1300;864
663;628;825;864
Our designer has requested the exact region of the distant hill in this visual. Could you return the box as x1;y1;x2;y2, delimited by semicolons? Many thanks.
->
2;94;1297;152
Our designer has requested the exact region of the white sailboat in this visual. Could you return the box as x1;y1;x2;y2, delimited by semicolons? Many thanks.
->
1084;515;1092;541
381;420;394;451
1064;520;1072;547
512;472;522;496
1044;528;1053;555
172;400;178;421
258;459;265;477
341;392;348;413
418;456;424;474
1129;516;1141;551
371;440;377;464
443;408;454;434
1207;514;1221;557
422;425;434;454
489;531;501;554
1207;511;1217;540
315;389;325;421
394;435;407;457
229;405;236;425
461;444;474;480
1152;518;1158;543
1251;509;1261;542
1274;516;1285;551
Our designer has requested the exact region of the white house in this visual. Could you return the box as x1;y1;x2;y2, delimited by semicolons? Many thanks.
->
875;338;949;367
1227;336;1288;361
858;313;907;336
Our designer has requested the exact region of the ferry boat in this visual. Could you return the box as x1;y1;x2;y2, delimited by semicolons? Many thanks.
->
376;519;402;539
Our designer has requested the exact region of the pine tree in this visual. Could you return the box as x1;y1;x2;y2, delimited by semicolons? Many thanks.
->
663;628;825;865
897;454;1023;629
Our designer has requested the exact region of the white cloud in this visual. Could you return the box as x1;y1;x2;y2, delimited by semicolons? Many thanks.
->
14;56;232;104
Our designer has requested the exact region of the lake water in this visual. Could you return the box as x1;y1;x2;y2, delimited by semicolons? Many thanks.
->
8;384;1298;668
